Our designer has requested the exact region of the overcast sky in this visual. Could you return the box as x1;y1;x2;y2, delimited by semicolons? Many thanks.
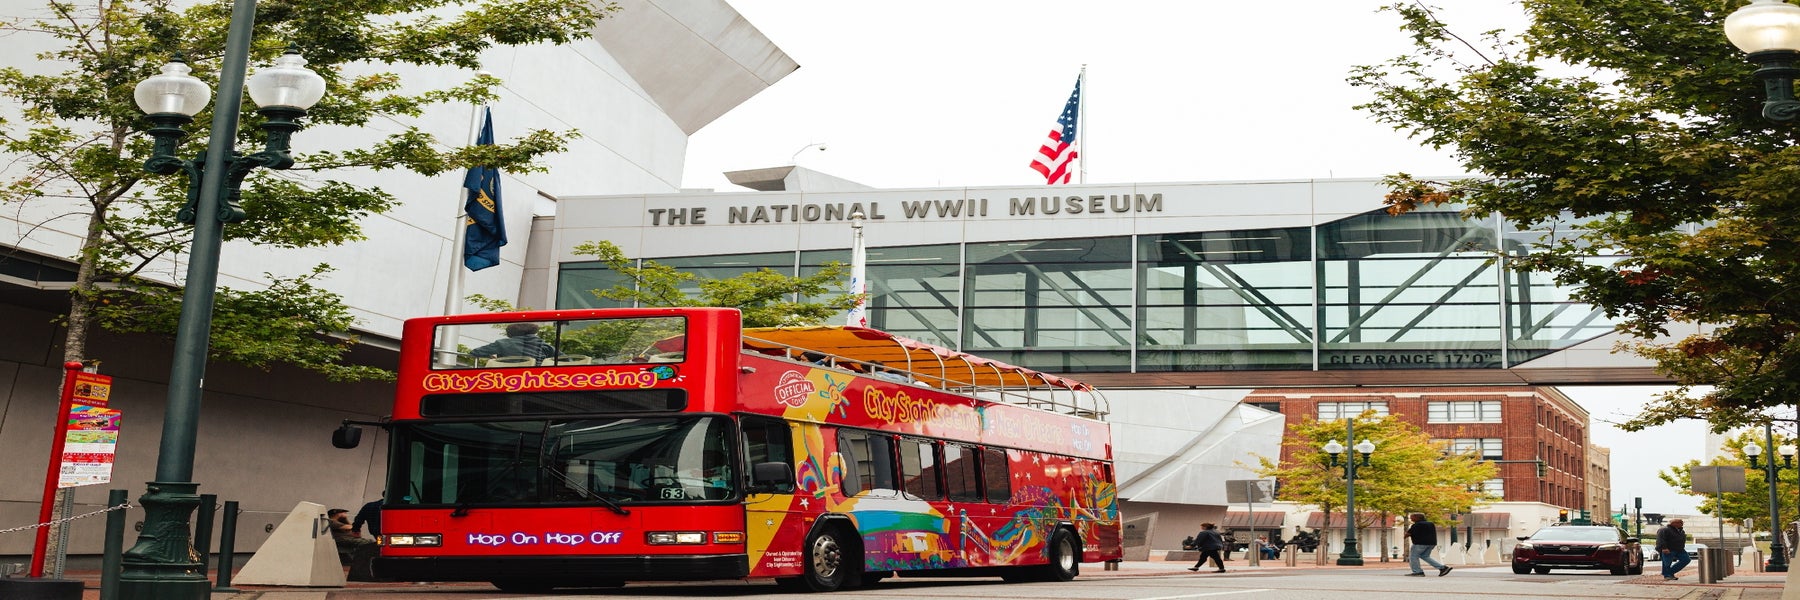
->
685;1;1719;514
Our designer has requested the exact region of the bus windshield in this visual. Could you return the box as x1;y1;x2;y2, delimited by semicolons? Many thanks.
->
387;416;737;507
435;315;686;368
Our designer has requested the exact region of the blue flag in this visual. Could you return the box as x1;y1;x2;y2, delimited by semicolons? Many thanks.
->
462;108;505;271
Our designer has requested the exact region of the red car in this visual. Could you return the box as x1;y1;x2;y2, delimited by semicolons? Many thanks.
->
1512;525;1644;575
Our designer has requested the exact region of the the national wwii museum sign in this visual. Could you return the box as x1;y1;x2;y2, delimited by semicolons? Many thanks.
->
643;193;1165;226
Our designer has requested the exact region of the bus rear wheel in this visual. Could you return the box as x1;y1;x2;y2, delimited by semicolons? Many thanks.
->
1037;528;1080;582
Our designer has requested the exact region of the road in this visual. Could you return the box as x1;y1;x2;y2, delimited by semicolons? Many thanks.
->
234;563;1786;600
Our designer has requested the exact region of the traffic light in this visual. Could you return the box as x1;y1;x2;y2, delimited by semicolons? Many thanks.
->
1558;509;1570;523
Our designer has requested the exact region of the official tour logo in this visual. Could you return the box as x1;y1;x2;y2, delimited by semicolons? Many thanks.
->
774;371;814;408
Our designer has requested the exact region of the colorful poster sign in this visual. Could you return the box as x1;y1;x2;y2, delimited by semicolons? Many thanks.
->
58;403;120;488
70;372;111;406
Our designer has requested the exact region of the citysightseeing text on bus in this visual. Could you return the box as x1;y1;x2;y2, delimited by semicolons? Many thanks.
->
421;369;659;393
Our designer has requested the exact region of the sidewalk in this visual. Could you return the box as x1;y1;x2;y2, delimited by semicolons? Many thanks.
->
37;557;1791;599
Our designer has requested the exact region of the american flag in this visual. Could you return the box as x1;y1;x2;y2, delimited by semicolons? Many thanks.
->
1030;76;1081;185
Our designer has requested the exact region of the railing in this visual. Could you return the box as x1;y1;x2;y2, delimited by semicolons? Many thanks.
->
745;337;1110;420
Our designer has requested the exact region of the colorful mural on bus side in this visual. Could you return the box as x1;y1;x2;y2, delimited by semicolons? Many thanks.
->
742;362;1121;576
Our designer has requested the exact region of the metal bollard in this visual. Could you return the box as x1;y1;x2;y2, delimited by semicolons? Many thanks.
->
100;489;128;600
213;500;240;592
193;493;217;576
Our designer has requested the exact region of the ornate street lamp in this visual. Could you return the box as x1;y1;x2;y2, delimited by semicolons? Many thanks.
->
1743;425;1796;572
1323;432;1377;566
1726;0;1800;120
120;1;325;595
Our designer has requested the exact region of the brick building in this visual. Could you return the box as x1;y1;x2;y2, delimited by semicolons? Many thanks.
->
1242;386;1597;510
1587;444;1613;524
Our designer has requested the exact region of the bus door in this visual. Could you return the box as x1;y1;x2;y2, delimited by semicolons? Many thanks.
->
740;415;804;577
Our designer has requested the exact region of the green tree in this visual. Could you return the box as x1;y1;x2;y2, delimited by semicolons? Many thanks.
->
1350;1;1800;430
1658;430;1798;529
1256;412;1497;526
571;240;864;328
2;0;613;380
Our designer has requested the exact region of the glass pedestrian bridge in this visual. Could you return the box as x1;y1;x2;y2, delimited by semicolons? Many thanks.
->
553;180;1663;389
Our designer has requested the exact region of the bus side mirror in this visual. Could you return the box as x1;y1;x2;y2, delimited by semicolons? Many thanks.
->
750;461;792;491
332;424;363;449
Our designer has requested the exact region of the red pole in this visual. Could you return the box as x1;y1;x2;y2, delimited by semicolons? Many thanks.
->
29;362;83;578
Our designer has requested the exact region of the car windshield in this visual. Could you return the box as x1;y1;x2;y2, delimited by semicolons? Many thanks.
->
1529;528;1620;542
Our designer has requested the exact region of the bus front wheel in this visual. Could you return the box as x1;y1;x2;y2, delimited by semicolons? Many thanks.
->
791;526;852;592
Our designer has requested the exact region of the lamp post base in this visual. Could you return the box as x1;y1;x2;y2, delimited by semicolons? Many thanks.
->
1337;539;1365;566
116;481;209;600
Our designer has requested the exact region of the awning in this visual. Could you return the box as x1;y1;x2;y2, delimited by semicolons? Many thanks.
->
1219;511;1285;529
1451;513;1512;530
741;326;1109;417
1304;512;1398;529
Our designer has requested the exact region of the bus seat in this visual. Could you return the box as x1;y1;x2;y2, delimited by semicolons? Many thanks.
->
485;356;534;367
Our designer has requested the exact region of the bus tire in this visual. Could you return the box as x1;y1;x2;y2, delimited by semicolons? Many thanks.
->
799;526;852;592
1038;528;1080;582
490;579;554;594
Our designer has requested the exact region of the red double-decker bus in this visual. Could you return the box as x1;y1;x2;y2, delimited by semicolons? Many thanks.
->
338;307;1120;592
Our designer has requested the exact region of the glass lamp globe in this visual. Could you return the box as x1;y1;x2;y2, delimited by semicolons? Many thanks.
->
134;59;212;116
1354;439;1376;454
1780;444;1798;458
1323;439;1345;455
1726;0;1800;54
246;50;326;110
1746;442;1765;457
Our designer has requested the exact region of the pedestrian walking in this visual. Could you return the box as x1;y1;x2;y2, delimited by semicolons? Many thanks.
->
1403;512;1452;576
1655;518;1691;580
1188;522;1227;573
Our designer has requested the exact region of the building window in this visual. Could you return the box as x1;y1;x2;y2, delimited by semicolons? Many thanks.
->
1317;401;1389;421
1247;401;1282;413
1427;400;1501;423
1446;438;1502;460
1478;478;1504;499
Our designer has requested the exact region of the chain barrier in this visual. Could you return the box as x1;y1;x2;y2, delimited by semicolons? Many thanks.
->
0;502;133;535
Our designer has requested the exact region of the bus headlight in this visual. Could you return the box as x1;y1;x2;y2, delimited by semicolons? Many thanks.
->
384;534;442;547
646;532;706;545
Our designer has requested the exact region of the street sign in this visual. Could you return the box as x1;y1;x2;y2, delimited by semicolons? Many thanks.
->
1690;466;1747;494
1225;479;1275;504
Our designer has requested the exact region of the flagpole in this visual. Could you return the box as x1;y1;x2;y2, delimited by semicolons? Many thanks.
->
844;212;868;328
437;99;488;365
1078;64;1087;184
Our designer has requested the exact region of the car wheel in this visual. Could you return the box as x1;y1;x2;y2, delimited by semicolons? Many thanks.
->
1610;562;1628;575
1533;566;1552;574
1512;563;1531;575
1627;562;1644;575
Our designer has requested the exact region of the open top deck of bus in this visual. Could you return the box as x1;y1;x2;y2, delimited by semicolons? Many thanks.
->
742;326;1110;421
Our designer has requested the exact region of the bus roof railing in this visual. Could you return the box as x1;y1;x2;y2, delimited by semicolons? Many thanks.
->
742;326;1108;421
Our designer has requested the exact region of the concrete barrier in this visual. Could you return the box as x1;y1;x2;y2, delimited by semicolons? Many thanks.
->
231;501;345;587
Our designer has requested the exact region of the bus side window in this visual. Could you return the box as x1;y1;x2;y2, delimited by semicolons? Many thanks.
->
944;443;982;502
835;430;859;496
981;447;1010;503
741;416;794;493
836;429;897;496
899;437;942;500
